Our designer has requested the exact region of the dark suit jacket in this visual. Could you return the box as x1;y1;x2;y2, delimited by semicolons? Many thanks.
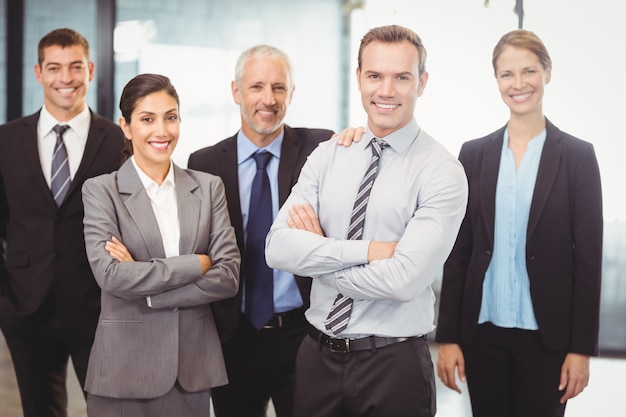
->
0;109;125;343
436;119;603;355
188;124;333;341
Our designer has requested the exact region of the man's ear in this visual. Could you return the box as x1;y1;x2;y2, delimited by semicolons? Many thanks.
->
417;71;429;97
231;80;241;105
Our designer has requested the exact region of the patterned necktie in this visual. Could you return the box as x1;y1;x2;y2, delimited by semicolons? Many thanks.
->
51;124;71;207
245;151;275;329
325;138;389;335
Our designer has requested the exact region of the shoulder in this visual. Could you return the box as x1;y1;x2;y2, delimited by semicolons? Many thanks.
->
89;111;124;135
82;170;118;194
460;126;506;154
188;134;236;162
282;126;334;160
0;112;39;133
183;167;222;182
284;125;334;144
283;125;334;150
413;130;464;174
546;120;595;153
179;166;225;191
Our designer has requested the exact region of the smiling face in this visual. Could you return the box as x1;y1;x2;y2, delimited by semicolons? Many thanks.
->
232;56;294;147
495;45;551;119
119;90;180;180
357;40;428;138
34;44;94;121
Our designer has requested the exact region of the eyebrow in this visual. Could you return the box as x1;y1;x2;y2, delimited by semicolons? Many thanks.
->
44;60;85;67
137;108;178;115
362;69;414;77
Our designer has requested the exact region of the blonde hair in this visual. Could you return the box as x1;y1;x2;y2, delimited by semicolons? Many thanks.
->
492;29;552;73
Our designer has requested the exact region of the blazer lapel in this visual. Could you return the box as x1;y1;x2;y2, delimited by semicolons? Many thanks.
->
70;111;108;196
20;112;57;207
218;138;245;251
174;166;200;255
277;125;299;206
480;128;505;248
528;120;562;238
117;160;166;259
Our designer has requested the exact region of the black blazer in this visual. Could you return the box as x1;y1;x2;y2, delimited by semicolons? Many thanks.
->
188;124;332;341
436;119;603;356
0;110;125;342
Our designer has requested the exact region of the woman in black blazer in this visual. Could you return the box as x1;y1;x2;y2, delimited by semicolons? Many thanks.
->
435;30;603;417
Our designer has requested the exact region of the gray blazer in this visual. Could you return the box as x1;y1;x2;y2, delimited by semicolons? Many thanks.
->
82;159;240;399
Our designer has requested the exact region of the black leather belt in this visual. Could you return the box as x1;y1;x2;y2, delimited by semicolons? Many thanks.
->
262;307;307;329
307;325;425;353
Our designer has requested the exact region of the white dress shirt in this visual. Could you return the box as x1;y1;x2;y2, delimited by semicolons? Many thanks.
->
37;105;90;186
131;157;180;258
266;119;468;338
131;157;180;307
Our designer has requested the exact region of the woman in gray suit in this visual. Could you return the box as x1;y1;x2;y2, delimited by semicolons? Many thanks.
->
82;73;240;416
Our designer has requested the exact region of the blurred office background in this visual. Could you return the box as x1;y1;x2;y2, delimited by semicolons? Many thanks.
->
1;0;625;416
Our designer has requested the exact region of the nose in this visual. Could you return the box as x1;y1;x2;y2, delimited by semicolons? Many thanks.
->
154;118;168;136
59;66;73;84
378;78;395;97
512;74;524;89
261;86;276;105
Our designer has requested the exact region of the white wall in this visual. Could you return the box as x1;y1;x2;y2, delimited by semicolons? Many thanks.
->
347;0;626;222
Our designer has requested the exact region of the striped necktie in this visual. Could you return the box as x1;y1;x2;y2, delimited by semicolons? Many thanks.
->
51;124;71;207
324;138;389;335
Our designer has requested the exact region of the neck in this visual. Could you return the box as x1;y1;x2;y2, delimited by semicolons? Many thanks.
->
137;160;170;186
241;124;282;148
507;112;546;143
45;103;86;123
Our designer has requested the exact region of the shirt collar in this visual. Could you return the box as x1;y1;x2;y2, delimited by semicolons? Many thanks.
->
363;118;420;154
236;128;284;164
130;155;176;191
502;128;547;151
39;105;91;139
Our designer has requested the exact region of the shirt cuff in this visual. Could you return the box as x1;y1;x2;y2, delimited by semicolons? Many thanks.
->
341;239;371;265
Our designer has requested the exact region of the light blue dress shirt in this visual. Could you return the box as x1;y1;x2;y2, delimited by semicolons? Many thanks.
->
478;128;547;330
237;130;303;314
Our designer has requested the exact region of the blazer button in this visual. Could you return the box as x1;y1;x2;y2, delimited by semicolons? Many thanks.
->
172;307;178;313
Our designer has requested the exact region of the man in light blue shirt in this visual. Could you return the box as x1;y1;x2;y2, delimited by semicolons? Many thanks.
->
188;45;338;417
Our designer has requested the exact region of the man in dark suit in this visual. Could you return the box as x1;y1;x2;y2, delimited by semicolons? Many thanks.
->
188;44;335;417
0;28;125;417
